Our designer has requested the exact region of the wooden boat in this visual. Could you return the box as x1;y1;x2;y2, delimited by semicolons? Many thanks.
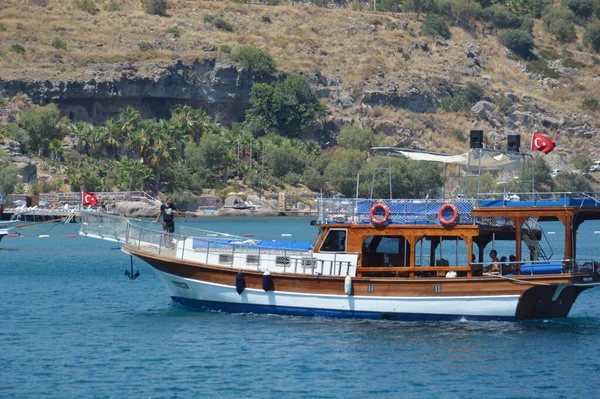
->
80;147;600;320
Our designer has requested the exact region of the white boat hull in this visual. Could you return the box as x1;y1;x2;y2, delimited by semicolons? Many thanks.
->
152;268;520;321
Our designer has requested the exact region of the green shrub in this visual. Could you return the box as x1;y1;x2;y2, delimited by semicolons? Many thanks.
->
11;44;25;54
219;44;232;53
106;0;120;11
283;172;301;186
267;0;280;5
526;59;561;79
592;56;600;65
519;17;534;34
166;27;181;37
384;20;397;30
499;29;534;57
452;128;466;142
564;0;595;21
51;37;67;50
582;96;599;111
440;82;484;112
142;0;168;16
420;13;451;39
543;8;577;43
563;57;587;69
16;22;24;30
138;41;154;51
75;0;97;15
230;45;276;76
584;21;600;52
0;23;6;31
213;18;233;32
376;0;401;12
202;14;215;24
538;47;559;60
482;5;522;33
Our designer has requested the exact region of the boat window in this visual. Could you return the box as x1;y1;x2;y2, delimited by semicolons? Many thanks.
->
415;236;469;266
362;235;410;267
320;229;347;252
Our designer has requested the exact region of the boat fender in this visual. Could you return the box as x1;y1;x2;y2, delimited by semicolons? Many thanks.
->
370;203;391;225
446;271;457;278
438;203;459;226
236;271;246;295
262;271;273;292
344;275;353;295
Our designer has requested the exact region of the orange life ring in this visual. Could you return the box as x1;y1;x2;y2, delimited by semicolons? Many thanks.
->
370;203;390;225
438;203;459;226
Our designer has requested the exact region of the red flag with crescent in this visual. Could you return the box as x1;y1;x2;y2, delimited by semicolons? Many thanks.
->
531;132;555;154
82;192;98;206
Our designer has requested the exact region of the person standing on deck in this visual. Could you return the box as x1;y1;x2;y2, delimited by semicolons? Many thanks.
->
153;197;179;248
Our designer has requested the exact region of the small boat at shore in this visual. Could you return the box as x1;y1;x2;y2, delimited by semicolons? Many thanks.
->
80;146;600;321
0;220;19;242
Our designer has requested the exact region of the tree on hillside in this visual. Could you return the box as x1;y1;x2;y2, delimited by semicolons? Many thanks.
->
402;0;435;19
19;104;66;157
542;8;577;43
0;151;20;194
563;0;595;22
336;123;380;152
584;21;600;52
571;154;593;172
358;158;442;199
323;148;368;196
230;45;276;78
272;75;326;138
246;75;325;138
553;171;591;192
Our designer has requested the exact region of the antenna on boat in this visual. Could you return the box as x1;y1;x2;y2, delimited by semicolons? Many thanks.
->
370;154;393;200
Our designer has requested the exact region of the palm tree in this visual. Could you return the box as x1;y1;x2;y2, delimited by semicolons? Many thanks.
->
171;104;218;143
88;127;107;159
103;118;122;159
118;106;141;136
113;157;153;191
48;139;63;166
69;121;93;155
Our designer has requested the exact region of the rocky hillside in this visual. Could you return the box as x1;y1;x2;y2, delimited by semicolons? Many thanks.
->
0;0;599;168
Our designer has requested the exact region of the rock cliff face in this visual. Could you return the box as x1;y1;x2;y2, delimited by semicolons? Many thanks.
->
0;57;596;148
0;58;256;125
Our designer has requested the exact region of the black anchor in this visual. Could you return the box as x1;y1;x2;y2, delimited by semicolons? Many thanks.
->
125;255;140;280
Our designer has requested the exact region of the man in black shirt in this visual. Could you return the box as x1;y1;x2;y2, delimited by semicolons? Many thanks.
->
154;196;179;248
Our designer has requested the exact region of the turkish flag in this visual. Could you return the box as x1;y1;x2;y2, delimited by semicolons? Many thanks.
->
82;192;98;206
530;132;555;154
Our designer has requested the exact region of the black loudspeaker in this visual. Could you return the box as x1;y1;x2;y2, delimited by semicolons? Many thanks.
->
507;135;521;152
470;130;483;149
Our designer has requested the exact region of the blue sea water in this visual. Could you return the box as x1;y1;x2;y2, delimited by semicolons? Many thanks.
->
2;217;600;399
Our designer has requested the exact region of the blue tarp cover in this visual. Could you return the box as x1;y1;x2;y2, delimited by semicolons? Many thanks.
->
192;238;312;251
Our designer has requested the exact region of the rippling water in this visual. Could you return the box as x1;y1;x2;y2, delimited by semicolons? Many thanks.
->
1;217;600;398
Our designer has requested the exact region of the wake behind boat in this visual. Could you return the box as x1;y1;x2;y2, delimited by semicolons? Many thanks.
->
80;144;600;321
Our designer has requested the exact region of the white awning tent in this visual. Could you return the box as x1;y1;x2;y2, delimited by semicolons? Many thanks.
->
373;147;522;171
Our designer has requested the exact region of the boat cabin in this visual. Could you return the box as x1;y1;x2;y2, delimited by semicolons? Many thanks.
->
313;146;600;279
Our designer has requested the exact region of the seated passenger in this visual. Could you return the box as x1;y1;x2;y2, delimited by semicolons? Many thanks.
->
508;255;517;274
487;250;500;273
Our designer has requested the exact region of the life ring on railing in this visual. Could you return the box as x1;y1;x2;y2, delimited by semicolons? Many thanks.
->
370;203;390;225
438;203;459;226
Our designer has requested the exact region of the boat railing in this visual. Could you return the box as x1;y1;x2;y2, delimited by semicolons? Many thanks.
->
318;197;480;225
470;258;598;276
122;222;356;277
475;191;600;207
